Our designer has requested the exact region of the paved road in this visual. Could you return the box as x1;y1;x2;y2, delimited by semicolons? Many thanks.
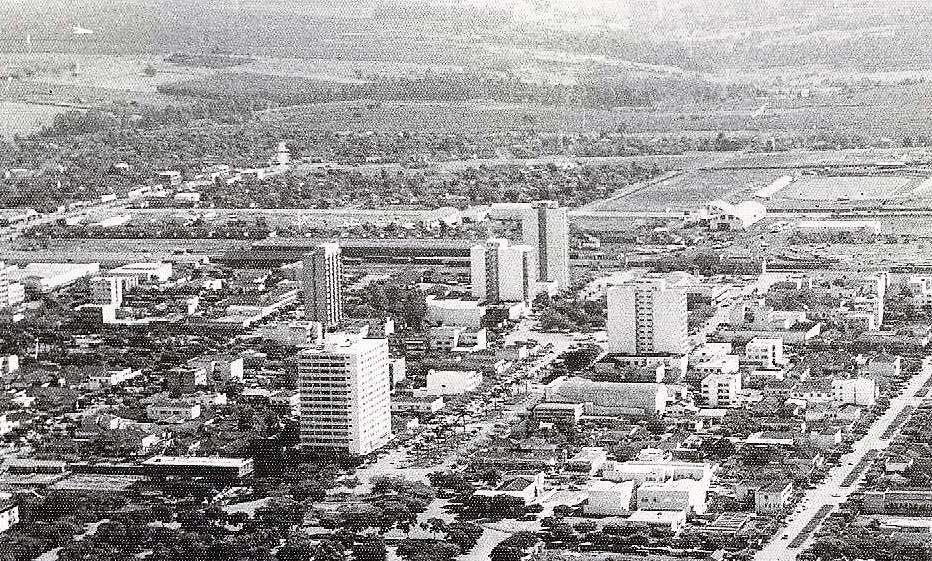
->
755;356;932;560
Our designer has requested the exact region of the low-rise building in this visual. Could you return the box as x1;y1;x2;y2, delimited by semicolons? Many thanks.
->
391;395;445;415
565;447;608;476
585;480;635;515
146;401;201;422
832;377;877;407
532;402;584;426
754;481;793;514
426;369;483;396
624;510;687;533
142;456;253;479
473;472;545;505
636;479;708;514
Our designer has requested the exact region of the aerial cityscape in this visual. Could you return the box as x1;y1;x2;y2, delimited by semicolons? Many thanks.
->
3;1;932;560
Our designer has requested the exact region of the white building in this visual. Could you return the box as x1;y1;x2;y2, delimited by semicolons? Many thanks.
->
86;367;141;390
701;373;742;408
109;262;173;283
745;337;785;367
9;262;100;292
428;326;487;352
704;200;766;230
425;296;486;328
522;201;570;289
426;369;483;396
607;279;688;355
586;480;635;515
908;276;932;307
298;334;391;455
694;354;740;377
832;377;877;407
0;263;24;309
470;238;535;303
636;479;708;514
0;498;19;534
303;243;342;328
253;321;323;347
545;376;668;417
146;401;201;422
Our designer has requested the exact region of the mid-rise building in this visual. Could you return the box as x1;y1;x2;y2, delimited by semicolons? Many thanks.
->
298;334;391;455
744;337;785;367
90;275;138;307
302;243;342;327
607;279;688;355
700;373;742;408
522;201;570;289
470;238;535;303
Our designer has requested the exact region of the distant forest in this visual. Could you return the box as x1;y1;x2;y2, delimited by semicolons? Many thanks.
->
156;71;756;111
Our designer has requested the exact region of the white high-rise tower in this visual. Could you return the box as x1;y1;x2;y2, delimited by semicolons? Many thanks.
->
298;334;391;455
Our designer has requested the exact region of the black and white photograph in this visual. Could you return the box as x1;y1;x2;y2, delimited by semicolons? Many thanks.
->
0;1;931;560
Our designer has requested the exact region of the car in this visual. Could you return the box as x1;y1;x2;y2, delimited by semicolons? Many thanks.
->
831;493;840;498
781;535;789;540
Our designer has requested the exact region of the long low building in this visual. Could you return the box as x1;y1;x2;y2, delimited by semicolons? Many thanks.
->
796;219;882;235
141;456;254;479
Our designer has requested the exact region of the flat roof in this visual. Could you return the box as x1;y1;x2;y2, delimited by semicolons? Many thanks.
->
142;456;251;467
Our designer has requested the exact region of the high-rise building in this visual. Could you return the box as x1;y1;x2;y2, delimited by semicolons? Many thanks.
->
298;334;391;455
470;238;535;303
522;201;570;289
607;279;688;355
302;243;342;327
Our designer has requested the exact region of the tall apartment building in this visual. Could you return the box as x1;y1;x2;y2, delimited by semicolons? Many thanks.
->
470;238;535;303
302;243;342;327
298;334;391;455
606;279;688;355
522;201;570;289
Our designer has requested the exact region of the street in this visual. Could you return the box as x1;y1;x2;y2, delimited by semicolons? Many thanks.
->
755;356;932;560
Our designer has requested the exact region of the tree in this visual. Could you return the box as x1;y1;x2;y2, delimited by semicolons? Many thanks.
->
396;539;461;561
444;521;483;552
351;535;386;561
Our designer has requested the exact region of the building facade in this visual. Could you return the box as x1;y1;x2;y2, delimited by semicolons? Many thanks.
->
302;243;343;327
470;238;535;303
522;201;570;289
607;279;688;354
298;335;391;455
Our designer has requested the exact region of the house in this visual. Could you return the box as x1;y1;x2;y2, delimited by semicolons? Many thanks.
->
585;480;635;515
473;472;545;505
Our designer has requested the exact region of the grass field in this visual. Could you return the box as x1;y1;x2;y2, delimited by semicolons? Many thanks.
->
776;176;914;201
0;101;67;137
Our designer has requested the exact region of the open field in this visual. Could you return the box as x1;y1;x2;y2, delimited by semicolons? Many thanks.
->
0;101;67;138
776;176;914;201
